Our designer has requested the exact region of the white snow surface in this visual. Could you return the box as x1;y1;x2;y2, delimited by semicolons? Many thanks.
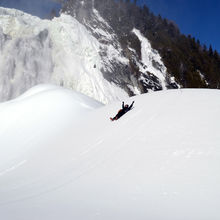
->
0;7;128;104
0;84;220;220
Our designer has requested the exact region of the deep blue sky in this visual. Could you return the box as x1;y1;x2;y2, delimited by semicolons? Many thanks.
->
0;0;219;52
138;0;220;52
0;0;61;18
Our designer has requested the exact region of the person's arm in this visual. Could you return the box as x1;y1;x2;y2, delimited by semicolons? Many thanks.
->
128;101;135;110
122;101;125;109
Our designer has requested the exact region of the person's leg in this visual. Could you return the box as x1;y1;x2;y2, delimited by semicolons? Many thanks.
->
114;111;124;120
110;115;118;121
111;109;124;121
113;114;119;120
111;113;120;120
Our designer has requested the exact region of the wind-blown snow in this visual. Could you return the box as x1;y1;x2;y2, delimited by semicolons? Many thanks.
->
0;7;128;104
0;85;219;220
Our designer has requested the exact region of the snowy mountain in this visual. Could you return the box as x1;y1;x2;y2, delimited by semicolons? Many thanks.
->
0;84;220;220
0;5;178;104
0;7;129;104
1;1;219;219
62;0;179;93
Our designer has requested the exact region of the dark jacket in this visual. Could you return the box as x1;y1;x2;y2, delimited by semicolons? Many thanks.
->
122;101;134;113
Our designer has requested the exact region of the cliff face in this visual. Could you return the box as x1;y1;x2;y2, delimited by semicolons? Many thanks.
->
62;0;220;90
0;1;179;104
61;0;179;96
0;0;219;103
0;7;129;104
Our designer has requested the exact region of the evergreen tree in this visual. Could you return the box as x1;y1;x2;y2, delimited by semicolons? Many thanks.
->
209;45;213;56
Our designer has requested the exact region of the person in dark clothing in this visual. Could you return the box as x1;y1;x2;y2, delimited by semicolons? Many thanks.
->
110;101;135;121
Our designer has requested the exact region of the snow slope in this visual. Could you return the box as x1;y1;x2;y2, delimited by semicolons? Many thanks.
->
0;85;220;220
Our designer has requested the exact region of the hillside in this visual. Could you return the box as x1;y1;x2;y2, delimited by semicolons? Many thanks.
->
0;1;219;105
0;7;129;103
0;6;177;104
62;0;220;89
0;85;219;220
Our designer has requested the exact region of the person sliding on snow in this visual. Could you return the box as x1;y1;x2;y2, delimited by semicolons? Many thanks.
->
110;101;135;121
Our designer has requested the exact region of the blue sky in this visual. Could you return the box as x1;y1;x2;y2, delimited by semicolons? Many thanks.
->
0;0;61;18
139;0;220;52
0;0;219;52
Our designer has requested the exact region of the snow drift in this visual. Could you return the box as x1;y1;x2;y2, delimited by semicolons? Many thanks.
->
0;85;219;220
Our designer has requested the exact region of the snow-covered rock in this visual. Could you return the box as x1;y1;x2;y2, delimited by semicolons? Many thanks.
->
0;7;128;104
0;6;178;104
